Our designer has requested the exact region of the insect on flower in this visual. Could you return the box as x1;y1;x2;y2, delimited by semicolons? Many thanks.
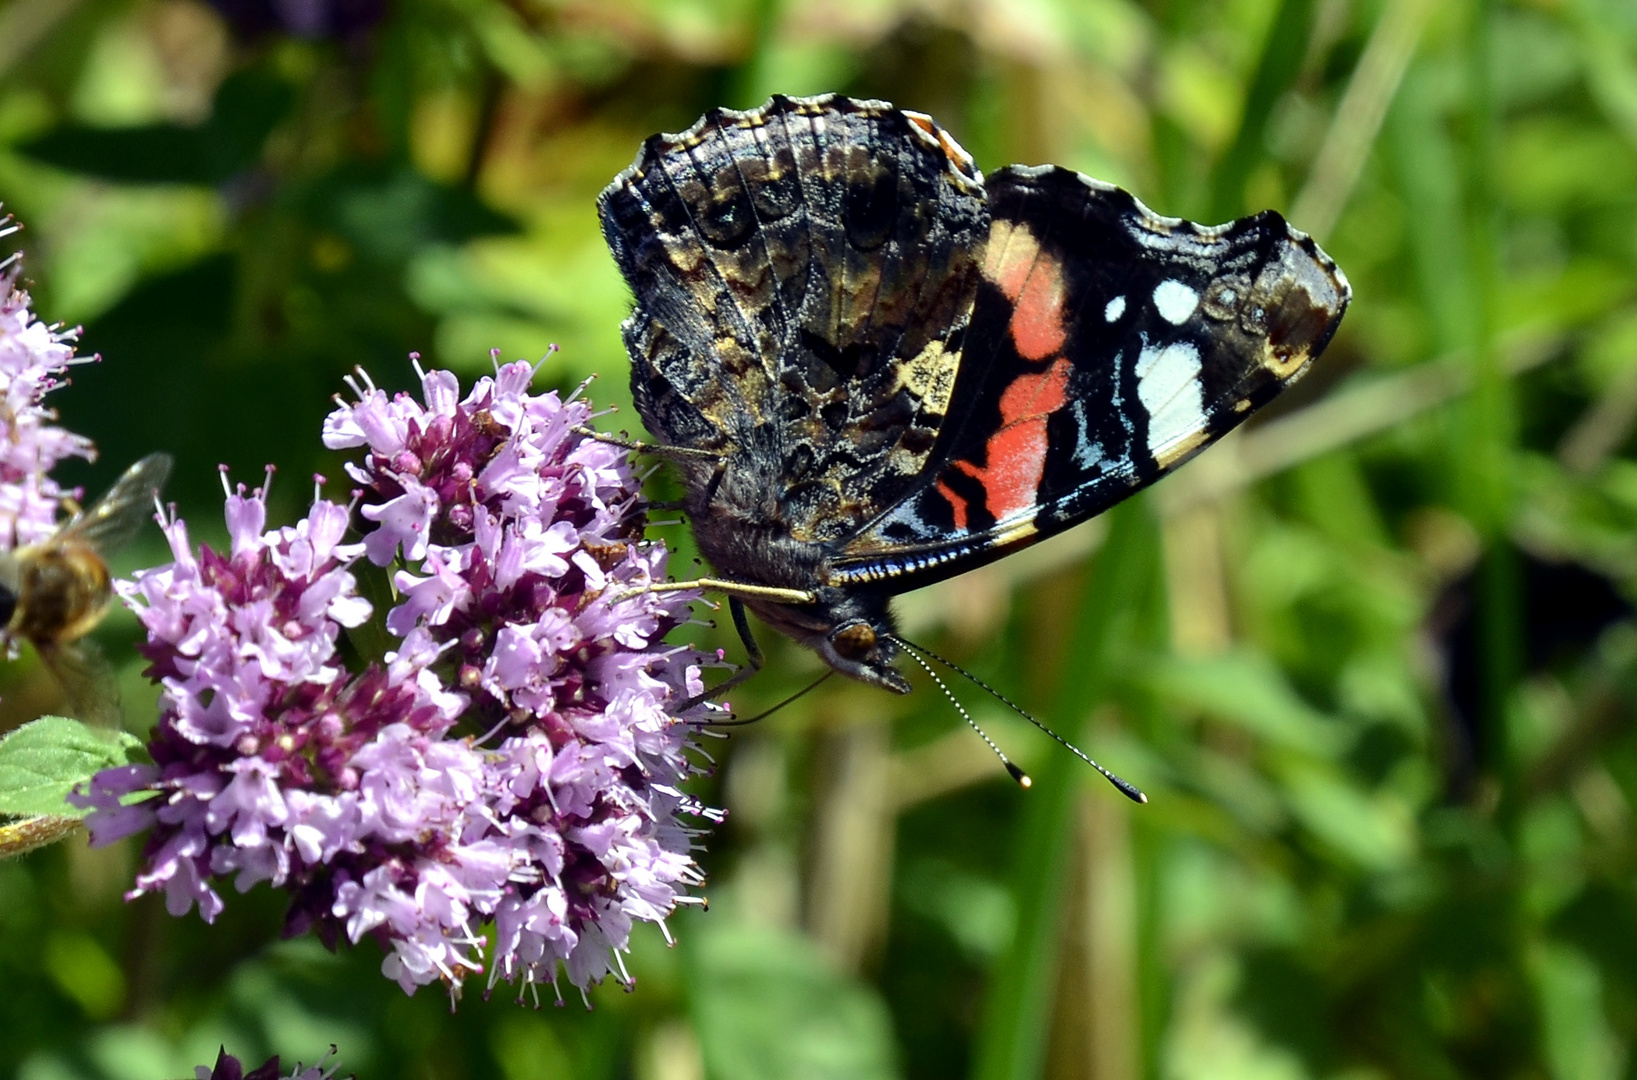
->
596;95;1350;795
0;452;172;725
76;362;716;1001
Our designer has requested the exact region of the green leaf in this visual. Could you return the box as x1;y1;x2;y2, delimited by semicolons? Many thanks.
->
16;68;294;185
1531;941;1623;1080
1208;0;1317;220
688;921;900;1080
1138;649;1347;757
299;164;519;265
1275;758;1416;870
0;716;144;819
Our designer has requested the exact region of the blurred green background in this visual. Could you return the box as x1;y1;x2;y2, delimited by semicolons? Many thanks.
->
4;0;1637;1077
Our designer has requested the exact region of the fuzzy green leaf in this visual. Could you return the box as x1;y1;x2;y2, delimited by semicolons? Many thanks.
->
0;717;144;819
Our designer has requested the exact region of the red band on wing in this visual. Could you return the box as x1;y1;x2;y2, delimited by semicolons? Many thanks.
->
1009;258;1067;360
952;355;1073;522
987;227;1068;362
935;478;970;532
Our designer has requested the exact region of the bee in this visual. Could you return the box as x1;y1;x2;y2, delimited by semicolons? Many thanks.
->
0;453;173;726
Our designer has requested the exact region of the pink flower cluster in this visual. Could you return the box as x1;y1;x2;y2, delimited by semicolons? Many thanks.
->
77;359;718;1001
0;233;95;551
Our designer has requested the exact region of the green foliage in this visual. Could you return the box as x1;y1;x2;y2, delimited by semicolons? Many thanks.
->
5;0;1637;1078
688;921;901;1080
0;717;143;818
19;68;295;185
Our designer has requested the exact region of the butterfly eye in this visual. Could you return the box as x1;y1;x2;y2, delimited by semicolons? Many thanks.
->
831;622;877;660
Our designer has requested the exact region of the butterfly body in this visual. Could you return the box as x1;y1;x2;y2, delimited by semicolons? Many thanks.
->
598;95;1349;693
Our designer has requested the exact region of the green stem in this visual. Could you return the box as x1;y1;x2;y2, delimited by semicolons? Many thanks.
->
970;501;1153;1080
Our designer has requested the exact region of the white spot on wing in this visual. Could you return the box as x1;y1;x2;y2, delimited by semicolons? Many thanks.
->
1070;401;1113;471
1135;340;1204;455
874;497;950;541
1153;280;1200;325
1104;295;1126;322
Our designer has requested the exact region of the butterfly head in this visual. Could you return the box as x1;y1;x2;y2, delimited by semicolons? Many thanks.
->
747;588;913;695
823;618;912;694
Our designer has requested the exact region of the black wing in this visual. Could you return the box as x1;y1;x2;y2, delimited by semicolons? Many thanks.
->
831;165;1349;586
598;95;991;544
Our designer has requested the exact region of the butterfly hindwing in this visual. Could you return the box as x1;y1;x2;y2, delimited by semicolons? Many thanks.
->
598;96;991;544
832;164;1349;586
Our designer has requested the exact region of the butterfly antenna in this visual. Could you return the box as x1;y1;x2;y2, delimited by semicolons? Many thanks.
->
892;636;1146;804
897;645;1031;788
709;670;836;727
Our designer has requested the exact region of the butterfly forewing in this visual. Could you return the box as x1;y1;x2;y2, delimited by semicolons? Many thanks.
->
830;166;1349;586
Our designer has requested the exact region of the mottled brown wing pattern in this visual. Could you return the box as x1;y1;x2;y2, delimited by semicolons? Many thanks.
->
831;165;1350;586
598;95;989;543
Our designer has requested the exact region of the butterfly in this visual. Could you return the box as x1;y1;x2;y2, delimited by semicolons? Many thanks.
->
597;94;1349;741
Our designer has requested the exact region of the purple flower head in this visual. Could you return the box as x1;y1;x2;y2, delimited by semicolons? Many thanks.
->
206;0;386;43
0;235;96;552
81;355;721;1003
197;1046;348;1080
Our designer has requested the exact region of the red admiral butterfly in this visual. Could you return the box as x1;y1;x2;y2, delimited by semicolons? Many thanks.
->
598;94;1349;766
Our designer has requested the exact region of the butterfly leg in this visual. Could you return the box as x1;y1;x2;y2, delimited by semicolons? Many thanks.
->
574;427;736;514
572;426;727;464
675;598;764;712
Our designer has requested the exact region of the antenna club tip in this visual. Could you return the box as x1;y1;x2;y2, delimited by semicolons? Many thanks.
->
1113;781;1148;804
1102;771;1147;804
1004;761;1030;787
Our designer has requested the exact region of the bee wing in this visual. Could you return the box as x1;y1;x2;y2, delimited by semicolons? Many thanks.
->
60;452;173;555
38;639;124;729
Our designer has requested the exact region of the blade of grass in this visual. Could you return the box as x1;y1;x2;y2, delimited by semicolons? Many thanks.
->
1289;0;1441;240
970;501;1154;1080
1387;5;1520;798
1208;0;1317;221
1154;328;1560;516
1568;0;1637;149
1387;63;1476;353
1463;0;1523;808
1463;0;1510;536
